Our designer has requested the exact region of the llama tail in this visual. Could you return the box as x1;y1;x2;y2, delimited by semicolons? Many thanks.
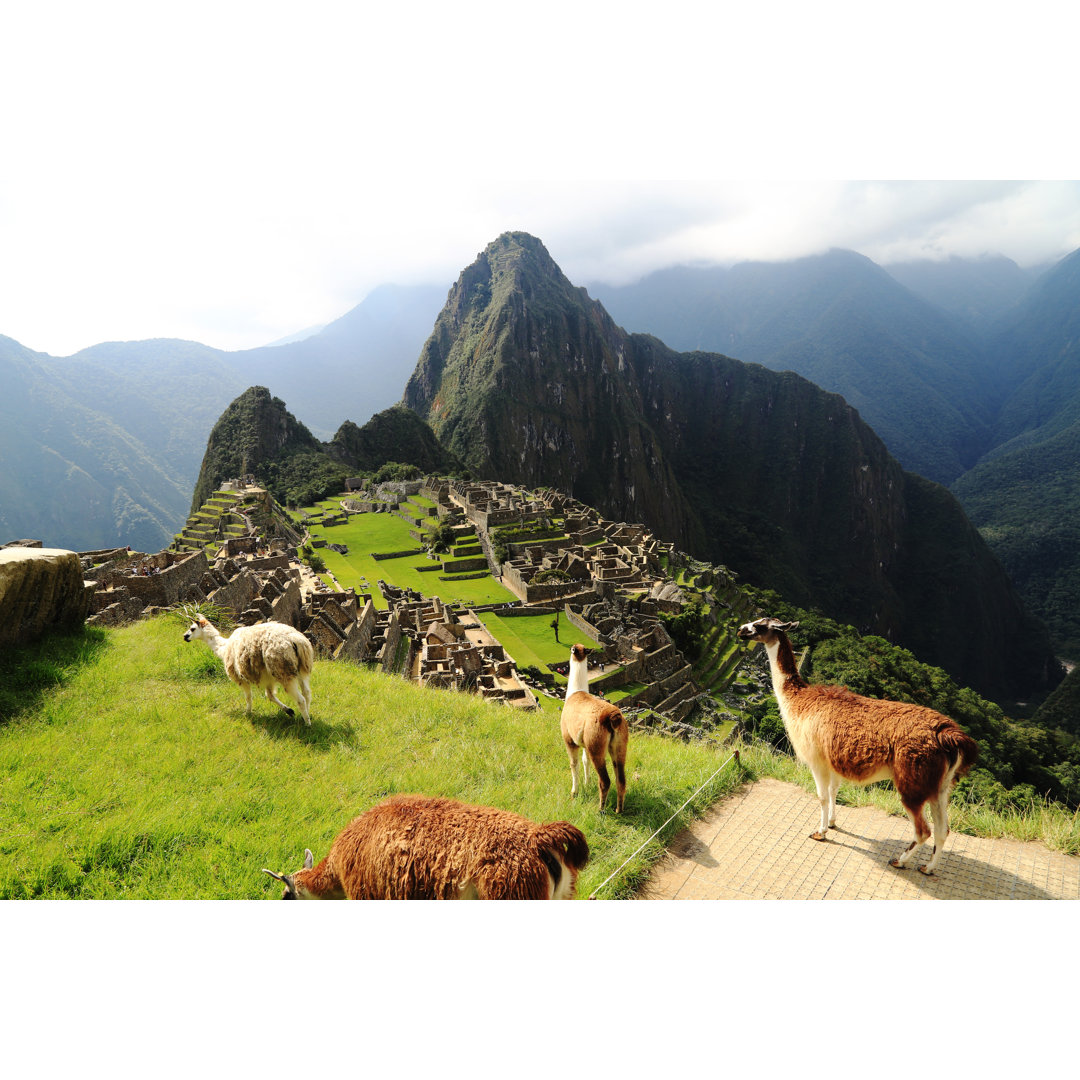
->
533;821;590;872
937;724;979;777
601;707;625;735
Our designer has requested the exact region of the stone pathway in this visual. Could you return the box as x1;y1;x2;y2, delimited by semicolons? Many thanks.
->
638;777;1080;900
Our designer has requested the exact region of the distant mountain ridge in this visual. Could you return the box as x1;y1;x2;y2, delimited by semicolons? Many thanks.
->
403;232;1056;701
587;243;1080;658
1;284;444;553
588;249;996;485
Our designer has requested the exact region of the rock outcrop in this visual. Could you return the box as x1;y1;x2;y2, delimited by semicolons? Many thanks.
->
0;547;92;645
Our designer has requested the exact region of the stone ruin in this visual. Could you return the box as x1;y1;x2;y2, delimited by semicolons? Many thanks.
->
6;474;748;725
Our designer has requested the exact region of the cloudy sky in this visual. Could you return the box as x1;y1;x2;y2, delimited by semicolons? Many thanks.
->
2;1;1078;357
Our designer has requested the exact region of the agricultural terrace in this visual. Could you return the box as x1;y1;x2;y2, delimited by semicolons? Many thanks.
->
303;506;512;609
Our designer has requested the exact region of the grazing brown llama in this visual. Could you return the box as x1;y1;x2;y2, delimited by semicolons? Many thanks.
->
262;795;590;900
183;615;314;725
736;617;978;875
560;643;629;813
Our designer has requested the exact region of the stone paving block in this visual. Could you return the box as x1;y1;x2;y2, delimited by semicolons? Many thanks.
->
638;778;1080;901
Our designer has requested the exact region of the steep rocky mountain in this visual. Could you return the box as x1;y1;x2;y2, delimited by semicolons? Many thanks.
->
587;250;995;485
0;284;443;552
404;232;1056;701
327;404;462;476
192;388;458;511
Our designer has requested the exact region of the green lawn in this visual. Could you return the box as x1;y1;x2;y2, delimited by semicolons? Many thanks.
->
0;618;745;899
477;612;596;674
306;509;514;609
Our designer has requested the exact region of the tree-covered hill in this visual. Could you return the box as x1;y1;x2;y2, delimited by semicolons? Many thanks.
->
191;389;461;509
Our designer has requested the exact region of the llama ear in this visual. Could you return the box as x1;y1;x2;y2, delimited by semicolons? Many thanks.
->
780;621;800;631
303;849;314;869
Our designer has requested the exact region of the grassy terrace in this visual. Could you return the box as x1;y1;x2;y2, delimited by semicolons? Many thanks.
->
303;506;512;610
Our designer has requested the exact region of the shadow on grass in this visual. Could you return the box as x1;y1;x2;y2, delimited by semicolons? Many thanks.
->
0;625;109;724
247;708;362;750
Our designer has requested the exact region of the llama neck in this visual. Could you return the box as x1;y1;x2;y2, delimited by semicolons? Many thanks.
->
566;659;591;697
764;633;807;698
202;624;230;660
295;858;346;900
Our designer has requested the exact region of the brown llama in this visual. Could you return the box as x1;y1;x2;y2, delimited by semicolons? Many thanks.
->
737;617;978;875
560;643;629;813
262;795;590;899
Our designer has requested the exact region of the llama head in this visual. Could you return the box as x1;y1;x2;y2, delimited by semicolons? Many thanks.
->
736;617;799;644
570;643;590;664
262;849;315;899
182;615;211;642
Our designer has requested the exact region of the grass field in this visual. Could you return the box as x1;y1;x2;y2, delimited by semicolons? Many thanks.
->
306;509;514;609
0;618;745;899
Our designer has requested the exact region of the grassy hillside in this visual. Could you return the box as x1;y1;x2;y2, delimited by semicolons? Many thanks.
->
0;617;742;899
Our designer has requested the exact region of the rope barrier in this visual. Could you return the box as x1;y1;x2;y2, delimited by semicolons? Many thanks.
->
587;748;741;899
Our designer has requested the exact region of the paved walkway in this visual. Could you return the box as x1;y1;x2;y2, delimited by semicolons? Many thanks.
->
638;778;1080;900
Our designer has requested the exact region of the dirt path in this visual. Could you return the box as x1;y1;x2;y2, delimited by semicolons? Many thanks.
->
637;778;1080;900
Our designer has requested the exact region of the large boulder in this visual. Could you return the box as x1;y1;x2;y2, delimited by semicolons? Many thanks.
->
0;547;92;646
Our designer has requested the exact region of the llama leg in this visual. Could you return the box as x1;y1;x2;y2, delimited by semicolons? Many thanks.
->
265;684;296;717
242;683;253;714
282;678;310;725
921;794;952;875
593;758;612;812
566;745;583;797
827;773;841;828
890;799;931;868
809;764;832;840
613;756;626;814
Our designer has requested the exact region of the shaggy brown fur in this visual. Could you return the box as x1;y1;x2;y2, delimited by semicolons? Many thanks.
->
737;617;978;874
184;615;314;724
561;644;629;813
263;795;590;900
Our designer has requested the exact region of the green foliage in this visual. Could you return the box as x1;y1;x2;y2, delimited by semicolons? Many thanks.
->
659;599;708;661
423;520;456;554
372;461;422;483
532;568;570;585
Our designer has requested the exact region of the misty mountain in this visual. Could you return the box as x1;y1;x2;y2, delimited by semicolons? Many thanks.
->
224;283;446;438
952;248;1080;656
587;249;995;485
404;232;1056;700
882;254;1036;331
0;335;217;553
0;284;444;552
